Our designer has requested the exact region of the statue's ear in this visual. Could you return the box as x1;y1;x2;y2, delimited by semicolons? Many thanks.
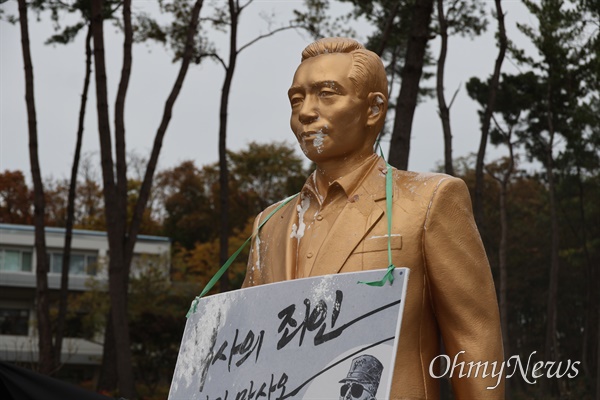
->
366;92;387;130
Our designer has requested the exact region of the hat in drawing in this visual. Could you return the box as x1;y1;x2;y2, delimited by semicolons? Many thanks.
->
339;354;383;393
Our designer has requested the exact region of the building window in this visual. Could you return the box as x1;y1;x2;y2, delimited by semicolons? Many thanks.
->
0;248;33;272
48;252;98;276
0;308;30;336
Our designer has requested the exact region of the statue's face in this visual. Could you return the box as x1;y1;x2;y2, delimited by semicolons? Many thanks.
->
288;53;371;164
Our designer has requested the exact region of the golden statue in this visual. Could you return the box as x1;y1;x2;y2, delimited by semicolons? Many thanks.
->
243;37;504;399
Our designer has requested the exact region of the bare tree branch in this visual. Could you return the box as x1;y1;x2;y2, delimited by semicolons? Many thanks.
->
238;25;301;54
202;52;227;69
126;0;206;267
447;0;461;17
239;0;255;12
200;17;226;25
110;2;122;15
491;114;508;136
54;23;93;370
448;82;460;109
485;165;502;183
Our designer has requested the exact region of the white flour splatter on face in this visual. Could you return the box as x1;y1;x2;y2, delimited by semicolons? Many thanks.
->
295;125;309;155
313;129;326;153
299;135;308;155
313;124;329;153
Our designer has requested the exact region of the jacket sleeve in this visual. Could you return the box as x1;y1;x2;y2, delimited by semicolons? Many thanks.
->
423;177;505;399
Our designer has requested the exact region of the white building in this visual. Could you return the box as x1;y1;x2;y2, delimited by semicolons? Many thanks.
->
0;223;170;382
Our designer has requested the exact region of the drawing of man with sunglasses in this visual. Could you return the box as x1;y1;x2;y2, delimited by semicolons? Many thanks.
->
339;355;383;400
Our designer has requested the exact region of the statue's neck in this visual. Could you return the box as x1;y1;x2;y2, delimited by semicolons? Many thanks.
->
313;152;376;195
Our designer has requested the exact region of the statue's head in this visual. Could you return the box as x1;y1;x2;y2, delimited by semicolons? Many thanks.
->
288;37;388;164
300;38;388;102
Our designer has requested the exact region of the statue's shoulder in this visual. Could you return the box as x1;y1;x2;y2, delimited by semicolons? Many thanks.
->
390;168;464;198
256;194;299;225
392;168;453;184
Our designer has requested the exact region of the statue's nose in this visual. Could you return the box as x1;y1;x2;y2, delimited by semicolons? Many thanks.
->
298;97;319;125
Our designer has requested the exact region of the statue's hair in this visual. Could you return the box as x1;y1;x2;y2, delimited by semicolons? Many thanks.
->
301;37;388;99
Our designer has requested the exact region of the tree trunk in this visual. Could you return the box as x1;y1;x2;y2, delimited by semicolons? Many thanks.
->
543;111;560;396
375;1;400;57
474;0;507;229
544;156;560;395
99;0;205;392
498;137;514;397
498;178;510;389
597;304;600;400
217;0;240;292
114;0;132;250
97;308;118;392
388;0;434;170
576;166;595;387
435;0;453;176
17;0;54;375
90;0;135;396
54;25;93;368
111;1;135;395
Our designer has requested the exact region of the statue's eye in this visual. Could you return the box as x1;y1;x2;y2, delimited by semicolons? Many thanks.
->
319;90;336;98
290;96;303;107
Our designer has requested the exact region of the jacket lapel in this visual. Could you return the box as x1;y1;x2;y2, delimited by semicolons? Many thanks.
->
308;161;388;277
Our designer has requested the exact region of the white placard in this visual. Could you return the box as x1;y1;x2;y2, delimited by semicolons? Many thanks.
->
169;268;409;400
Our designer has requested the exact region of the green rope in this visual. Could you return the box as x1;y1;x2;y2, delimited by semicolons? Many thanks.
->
357;147;396;287
186;193;299;318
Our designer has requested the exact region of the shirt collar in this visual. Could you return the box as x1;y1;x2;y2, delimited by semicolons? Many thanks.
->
302;153;380;203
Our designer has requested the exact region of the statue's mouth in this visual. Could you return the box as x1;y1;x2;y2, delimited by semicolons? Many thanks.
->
300;129;327;139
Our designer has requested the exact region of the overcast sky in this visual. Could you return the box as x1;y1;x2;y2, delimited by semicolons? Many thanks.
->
1;0;536;183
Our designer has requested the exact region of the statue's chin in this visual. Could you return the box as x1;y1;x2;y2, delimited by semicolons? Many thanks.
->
296;142;327;162
301;151;329;164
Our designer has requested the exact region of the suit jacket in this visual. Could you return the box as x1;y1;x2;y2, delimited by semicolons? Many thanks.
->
243;157;504;399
